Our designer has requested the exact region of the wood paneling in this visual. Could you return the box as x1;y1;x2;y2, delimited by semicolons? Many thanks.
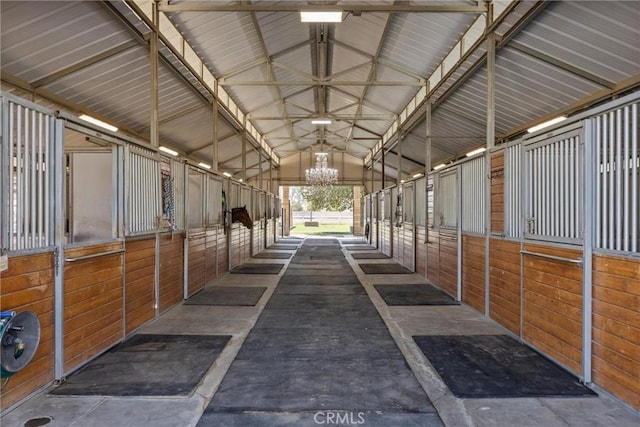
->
522;243;583;375
124;237;155;334
462;234;485;314
0;252;55;410
380;221;392;257
63;242;124;373
402;224;414;271
491;152;504;234
427;229;439;286
217;227;228;275
159;232;184;312
188;234;206;296
439;230;458;298
205;230;217;285
592;253;640;410
415;226;427;278
489;238;521;335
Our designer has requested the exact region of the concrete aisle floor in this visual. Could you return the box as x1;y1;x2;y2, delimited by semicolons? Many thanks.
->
2;236;639;427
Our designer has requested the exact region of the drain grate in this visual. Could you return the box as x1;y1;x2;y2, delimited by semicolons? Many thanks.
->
24;416;53;427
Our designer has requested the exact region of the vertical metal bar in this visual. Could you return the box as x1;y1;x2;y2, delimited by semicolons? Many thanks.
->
30;110;37;248
623;106;630;252
560;139;566;238
242;131;247;182
212;101;219;172
150;1;159;149
594;117;601;248
53;118;65;380
616;108;623;250
16;105;23;249
553;142;559;237
543;145;548;236
602;115;608;247
608;112;615;249
582;118;594;384
37;113;44;246
7;103;15;250
24;107;31;249
632;103;638;252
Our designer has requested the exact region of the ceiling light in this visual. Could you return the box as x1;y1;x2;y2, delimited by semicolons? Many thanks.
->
466;147;486;157
79;114;118;132
433;163;446;170
306;153;338;186
315;152;328;156
198;162;211;169
238;178;243;182
400;179;405;184
527;116;567;133
311;119;332;125
159;146;178;156
300;11;342;23
223;172;232;177
413;173;424;178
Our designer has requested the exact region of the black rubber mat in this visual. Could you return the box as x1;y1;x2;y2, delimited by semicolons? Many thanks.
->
50;334;231;396
360;263;413;274
267;244;299;250
351;252;389;259
199;239;440;425
231;263;284;274
253;252;292;259
413;335;597;398
197;411;443;426
185;286;267;306
374;284;459;306
345;245;378;251
341;239;368;244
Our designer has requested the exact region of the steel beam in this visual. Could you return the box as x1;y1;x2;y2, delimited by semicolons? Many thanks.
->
159;2;487;13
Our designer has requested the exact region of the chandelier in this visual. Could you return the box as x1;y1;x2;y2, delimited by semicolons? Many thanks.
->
305;152;338;186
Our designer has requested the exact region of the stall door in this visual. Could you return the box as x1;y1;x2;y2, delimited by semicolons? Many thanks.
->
380;189;392;256
401;181;415;271
437;169;459;299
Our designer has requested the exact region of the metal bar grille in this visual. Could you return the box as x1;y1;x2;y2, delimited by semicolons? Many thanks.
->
207;176;223;226
170;159;186;230
4;101;57;251
461;157;485;234
403;182;414;223
126;145;161;234
415;177;426;226
525;128;583;244
593;102;639;252
504;143;522;238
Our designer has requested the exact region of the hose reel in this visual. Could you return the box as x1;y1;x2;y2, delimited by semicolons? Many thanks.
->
1;311;41;389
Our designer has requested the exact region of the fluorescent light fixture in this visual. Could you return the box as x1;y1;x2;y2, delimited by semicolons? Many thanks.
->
316;152;328;156
238;178;243;182
79;114;118;132
413;173;424;178
527;116;567;133
466;147;486;157
300;11;342;22
433;163;446;170
311;119;332;125
159;146;178;156
198;162;211;169
223;172;232;178
400;179;405;184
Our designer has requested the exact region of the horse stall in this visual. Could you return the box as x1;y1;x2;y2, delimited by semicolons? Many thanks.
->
251;188;266;255
379;188;393;257
424;93;640;409
414;176;427;277
229;182;252;269
370;193;378;248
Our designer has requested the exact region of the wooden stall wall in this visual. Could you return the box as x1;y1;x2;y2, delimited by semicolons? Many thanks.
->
63;242;124;374
205;230;218;285
489;238;521;336
266;220;275;248
230;224;251;269
252;221;264;255
0;252;55;409
592;254;640;410
462;234;485;313
522;243;583;375
415;226;427;278
438;231;458;298
426;229;439;286
380;221;391;257
124;237;155;334
159;232;185;312
217;227;228;274
187;234;207;297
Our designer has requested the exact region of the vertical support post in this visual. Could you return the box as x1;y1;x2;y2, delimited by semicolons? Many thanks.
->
282;185;290;236
397;133;403;185
212;99;219;172
241;131;247;182
582;119;594;384
53;118;65;379
259;148;263;190
269;159;273;194
484;24;496;317
353;185;362;236
425;101;432;278
381;149;385;189
150;1;159;149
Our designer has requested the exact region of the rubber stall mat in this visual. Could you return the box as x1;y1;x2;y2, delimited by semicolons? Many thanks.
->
374;284;459;306
359;263;413;274
185;286;267;306
345;246;378;251
413;335;597;398
49;334;231;396
253;252;293;259
231;263;284;274
267;245;299;250
341;240;369;244
197;411;443;426
351;252;390;259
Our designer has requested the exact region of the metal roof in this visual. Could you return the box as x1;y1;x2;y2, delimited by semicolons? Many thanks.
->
2;0;639;181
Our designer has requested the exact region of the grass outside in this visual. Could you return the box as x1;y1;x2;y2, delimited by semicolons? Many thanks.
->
289;223;352;236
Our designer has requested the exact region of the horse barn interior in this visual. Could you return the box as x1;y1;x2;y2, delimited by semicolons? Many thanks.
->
0;0;639;426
